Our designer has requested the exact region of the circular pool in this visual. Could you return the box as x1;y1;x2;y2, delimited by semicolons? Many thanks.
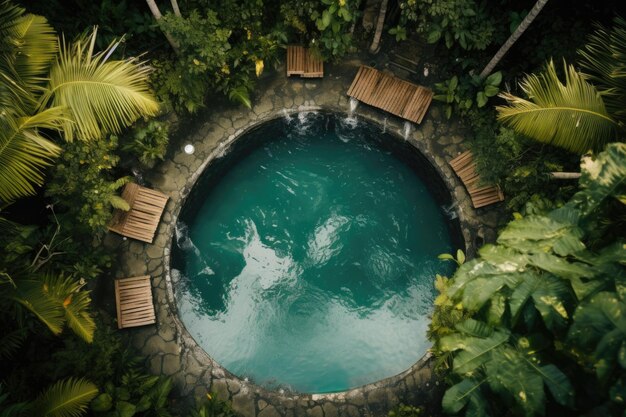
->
172;113;457;393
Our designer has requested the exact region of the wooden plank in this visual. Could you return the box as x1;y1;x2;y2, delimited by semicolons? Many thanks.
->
346;65;433;124
115;276;155;329
108;183;169;244
347;67;364;97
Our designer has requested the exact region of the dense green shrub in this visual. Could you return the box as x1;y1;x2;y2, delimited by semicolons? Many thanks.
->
46;136;130;234
430;143;626;417
121;119;171;168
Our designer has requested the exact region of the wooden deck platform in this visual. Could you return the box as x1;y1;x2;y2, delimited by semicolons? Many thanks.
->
347;66;433;124
450;150;504;209
286;45;323;78
114;275;156;329
108;182;169;243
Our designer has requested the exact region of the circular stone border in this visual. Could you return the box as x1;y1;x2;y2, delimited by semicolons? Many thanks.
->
109;64;502;417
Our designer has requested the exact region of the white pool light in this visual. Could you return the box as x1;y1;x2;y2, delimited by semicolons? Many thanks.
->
184;144;195;154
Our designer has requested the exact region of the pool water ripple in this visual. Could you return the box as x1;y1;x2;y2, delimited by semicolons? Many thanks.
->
173;114;455;393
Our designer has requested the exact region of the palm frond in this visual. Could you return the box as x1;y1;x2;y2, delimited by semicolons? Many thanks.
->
12;14;58;91
0;328;26;359
578;16;626;123
497;60;619;154
33;378;98;417
44;274;95;342
12;278;65;335
41;28;159;141
0;107;66;202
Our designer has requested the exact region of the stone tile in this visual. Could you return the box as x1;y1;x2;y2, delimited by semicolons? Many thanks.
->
259;405;280;417
306;405;323;417
323;402;338;417
212;379;229;401
144;334;180;355
232;394;256;417
162;354;181;375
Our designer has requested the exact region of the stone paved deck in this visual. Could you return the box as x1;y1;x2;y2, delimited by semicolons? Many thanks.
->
103;57;504;417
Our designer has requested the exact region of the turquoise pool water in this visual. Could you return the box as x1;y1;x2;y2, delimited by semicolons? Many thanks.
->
173;113;456;393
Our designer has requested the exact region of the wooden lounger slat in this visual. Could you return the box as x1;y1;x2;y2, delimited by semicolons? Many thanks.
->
107;182;169;243
287;45;323;78
347;65;433;124
449;150;504;209
115;276;156;329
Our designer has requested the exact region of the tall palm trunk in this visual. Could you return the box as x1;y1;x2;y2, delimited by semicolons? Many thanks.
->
170;0;182;17
369;0;389;54
145;0;179;53
479;0;549;79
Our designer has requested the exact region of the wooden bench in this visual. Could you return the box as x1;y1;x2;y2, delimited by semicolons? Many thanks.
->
286;45;324;78
450;150;504;209
108;182;169;244
114;276;156;329
347;65;433;124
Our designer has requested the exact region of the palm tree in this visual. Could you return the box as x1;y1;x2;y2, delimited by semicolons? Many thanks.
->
369;0;388;53
0;2;159;203
0;378;98;417
479;0;549;79
1;218;97;343
497;60;619;154
497;18;626;154
144;0;180;52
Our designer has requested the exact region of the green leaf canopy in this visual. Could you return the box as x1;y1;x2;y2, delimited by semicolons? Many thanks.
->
497;60;619;154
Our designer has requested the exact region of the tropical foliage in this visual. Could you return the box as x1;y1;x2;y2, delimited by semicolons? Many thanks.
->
430;143;626;417
0;1;158;202
497;60;619;154
392;0;495;51
434;71;502;119
498;17;626;155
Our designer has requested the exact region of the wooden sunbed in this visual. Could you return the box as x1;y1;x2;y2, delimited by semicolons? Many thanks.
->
450;150;504;209
114;275;156;329
286;45;324;78
108;182;169;243
347;65;433;124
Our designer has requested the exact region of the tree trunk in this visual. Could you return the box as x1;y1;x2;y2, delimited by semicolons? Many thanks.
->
369;0;389;54
145;0;179;53
479;0;549;79
550;172;581;179
170;0;182;17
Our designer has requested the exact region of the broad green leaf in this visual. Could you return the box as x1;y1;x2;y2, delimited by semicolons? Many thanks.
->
478;245;528;269
485;71;502;87
90;393;112;412
453;330;510;374
456;319;494;338
534;364;574;407
438;253;455;261
462;276;509;311
442;378;487;415
115;401;136;417
486;348;546;416
427;30;442;44
498;215;583;254
569;292;626;380
487;293;506;326
476;91;487;108
484;85;499;97
457;249;466;265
